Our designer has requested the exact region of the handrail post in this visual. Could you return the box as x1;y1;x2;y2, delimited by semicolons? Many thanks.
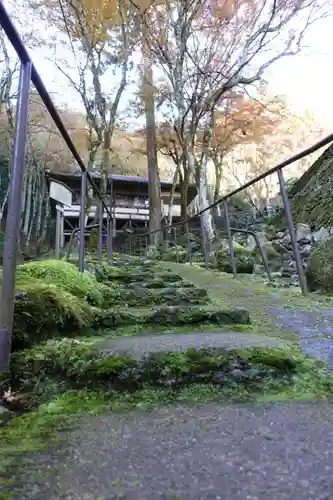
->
277;168;308;294
79;171;87;272
107;177;113;261
174;227;179;263
97;200;103;263
0;61;31;373
187;230;192;265
224;200;237;278
199;214;209;268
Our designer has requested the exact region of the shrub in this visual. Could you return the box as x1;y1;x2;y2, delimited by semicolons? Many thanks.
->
17;260;103;306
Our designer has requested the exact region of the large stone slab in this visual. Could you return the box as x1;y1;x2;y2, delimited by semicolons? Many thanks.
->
100;332;283;358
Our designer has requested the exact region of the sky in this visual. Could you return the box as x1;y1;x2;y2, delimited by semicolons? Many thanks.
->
3;0;333;131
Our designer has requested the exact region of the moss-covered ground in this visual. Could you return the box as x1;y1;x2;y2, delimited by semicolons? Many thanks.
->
162;262;333;340
1;256;333;498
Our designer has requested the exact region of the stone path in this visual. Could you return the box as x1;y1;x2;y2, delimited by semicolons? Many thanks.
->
15;401;333;499
100;332;282;358
270;306;333;363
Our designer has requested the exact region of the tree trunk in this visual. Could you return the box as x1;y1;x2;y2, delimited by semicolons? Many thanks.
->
188;148;214;243
22;171;32;237
179;159;189;232
27;178;38;249
167;165;179;231
142;29;162;251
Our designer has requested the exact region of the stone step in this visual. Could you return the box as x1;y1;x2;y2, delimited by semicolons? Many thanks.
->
100;331;283;358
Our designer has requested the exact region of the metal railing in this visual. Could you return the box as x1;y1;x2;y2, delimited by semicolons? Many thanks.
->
1;3;333;372
126;132;333;296
0;4;114;371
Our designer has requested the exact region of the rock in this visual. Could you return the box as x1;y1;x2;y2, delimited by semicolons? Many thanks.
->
312;227;330;243
281;233;291;246
299;244;312;258
0;405;12;425
209;308;250;325
243;368;261;379
162;246;188;263
148;306;250;326
230;368;247;381
254;264;266;275
289;275;300;287
306;236;333;293
214;248;254;274
247;232;266;251
295;223;312;243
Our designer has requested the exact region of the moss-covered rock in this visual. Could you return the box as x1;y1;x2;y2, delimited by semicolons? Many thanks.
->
147;305;250;326
127;280;195;290
162;245;188;263
213;248;255;274
95;304;250;328
306;237;333;293
10;339;314;396
13;282;94;349
17;260;103;306
118;287;210;307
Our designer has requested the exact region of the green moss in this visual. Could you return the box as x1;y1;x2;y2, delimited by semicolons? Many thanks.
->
116;287;210;307
1;344;331;497
13;283;95;349
10;337;319;399
17;260;103;306
160;262;330;342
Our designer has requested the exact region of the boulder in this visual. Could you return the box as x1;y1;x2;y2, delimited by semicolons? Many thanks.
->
214;248;254;274
306;237;333;293
0;405;12;426
162;246;188;263
295;223;312;243
247;232;267;251
312;227;330;243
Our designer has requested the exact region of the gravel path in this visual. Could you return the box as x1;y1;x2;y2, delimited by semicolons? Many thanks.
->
15;401;333;499
100;332;282;357
270;306;333;363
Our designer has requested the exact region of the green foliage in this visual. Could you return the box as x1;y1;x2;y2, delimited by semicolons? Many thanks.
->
13;282;94;349
97;282;121;307
17;260;103;306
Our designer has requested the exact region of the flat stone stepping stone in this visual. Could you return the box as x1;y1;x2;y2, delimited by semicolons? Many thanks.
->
100;332;283;358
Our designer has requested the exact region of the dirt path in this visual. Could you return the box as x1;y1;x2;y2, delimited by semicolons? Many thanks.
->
15;401;333;499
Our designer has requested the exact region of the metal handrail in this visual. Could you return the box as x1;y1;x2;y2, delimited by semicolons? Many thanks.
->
66;223;107;261
0;4;113;371
138;132;333;237
129;134;333;295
